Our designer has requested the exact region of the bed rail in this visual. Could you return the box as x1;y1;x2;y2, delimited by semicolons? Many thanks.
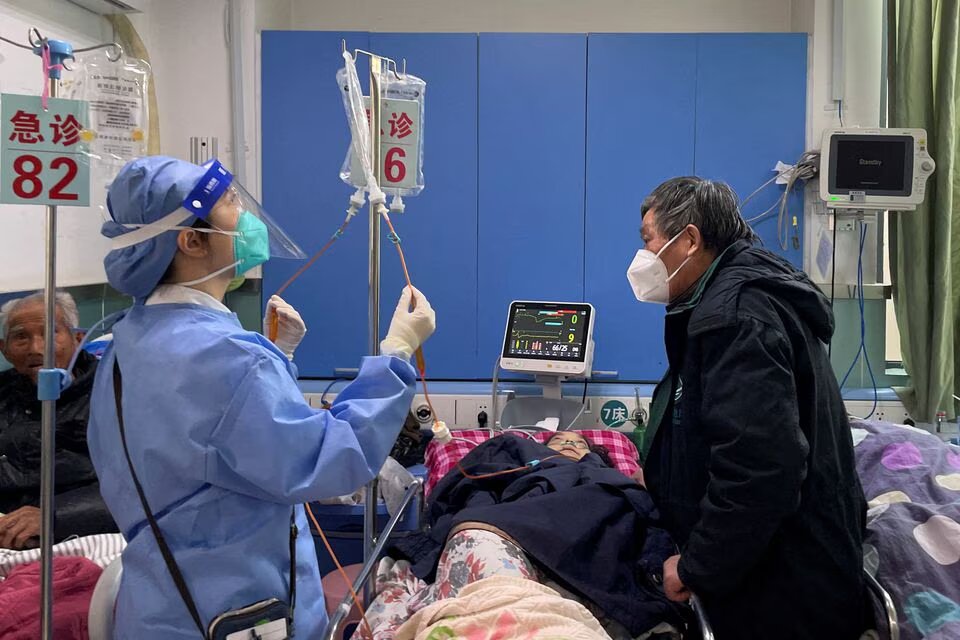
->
690;594;715;640
322;474;717;640
864;569;899;640
322;478;424;640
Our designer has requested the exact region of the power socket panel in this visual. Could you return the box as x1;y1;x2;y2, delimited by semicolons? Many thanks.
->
305;393;910;432
844;400;911;423
575;396;650;431
453;395;513;430
411;394;457;427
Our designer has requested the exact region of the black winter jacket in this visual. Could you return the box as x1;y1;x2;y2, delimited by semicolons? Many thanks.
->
0;352;117;542
643;241;869;639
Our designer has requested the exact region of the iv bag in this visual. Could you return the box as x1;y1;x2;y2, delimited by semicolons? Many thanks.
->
338;65;426;198
62;51;151;221
64;51;151;172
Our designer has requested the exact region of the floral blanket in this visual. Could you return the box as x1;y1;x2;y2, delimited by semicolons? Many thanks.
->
394;576;612;640
349;529;678;640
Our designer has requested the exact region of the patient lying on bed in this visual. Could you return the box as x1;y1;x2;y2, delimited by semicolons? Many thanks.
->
354;431;685;639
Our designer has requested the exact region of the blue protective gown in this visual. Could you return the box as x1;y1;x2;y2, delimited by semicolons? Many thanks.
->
87;297;416;639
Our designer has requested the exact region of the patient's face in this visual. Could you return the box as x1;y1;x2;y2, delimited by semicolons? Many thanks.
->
547;431;590;461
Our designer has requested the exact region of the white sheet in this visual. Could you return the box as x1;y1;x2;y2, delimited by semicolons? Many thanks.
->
0;533;126;579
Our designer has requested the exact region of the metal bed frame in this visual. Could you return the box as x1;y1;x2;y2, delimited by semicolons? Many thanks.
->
320;477;717;640
320;477;901;640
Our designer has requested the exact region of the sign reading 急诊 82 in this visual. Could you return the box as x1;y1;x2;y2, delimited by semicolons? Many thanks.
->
1;93;90;207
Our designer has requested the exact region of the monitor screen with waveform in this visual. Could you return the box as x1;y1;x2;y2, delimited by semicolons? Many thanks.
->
502;301;592;362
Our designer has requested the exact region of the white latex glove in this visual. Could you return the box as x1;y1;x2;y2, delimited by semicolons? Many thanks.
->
264;295;307;360
380;286;436;360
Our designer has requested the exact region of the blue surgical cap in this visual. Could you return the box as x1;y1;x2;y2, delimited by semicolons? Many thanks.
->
102;156;206;299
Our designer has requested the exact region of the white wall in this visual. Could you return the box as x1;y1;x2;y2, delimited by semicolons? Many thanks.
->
796;0;882;143
127;0;262;199
840;0;884;128
128;0;234;167
798;0;884;286
255;0;292;31
286;0;794;33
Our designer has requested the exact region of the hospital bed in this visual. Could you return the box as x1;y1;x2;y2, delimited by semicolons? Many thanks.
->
81;423;902;640
320;426;903;640
320;427;707;639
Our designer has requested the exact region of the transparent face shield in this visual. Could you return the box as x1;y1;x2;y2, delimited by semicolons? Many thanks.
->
211;180;307;266
109;160;306;282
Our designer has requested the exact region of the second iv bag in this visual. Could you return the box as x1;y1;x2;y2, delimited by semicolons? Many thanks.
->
337;64;426;198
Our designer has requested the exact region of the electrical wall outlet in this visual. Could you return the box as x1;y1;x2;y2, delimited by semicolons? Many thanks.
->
189;136;218;165
572;396;651;431
453;395;512;430
844;400;910;423
411;394;456;427
305;392;909;434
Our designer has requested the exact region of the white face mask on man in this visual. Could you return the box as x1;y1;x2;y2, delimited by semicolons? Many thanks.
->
626;230;691;304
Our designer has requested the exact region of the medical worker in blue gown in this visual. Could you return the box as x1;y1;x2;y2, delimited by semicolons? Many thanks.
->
86;156;436;639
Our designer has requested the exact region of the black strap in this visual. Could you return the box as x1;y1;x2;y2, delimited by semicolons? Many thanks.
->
113;360;209;638
289;514;297;622
113;360;297;637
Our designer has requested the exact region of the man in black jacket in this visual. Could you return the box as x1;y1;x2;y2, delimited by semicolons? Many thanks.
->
628;177;869;639
0;291;116;549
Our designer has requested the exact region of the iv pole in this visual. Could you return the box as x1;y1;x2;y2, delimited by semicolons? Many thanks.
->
0;30;122;640
363;53;384;605
38;50;62;640
343;41;408;606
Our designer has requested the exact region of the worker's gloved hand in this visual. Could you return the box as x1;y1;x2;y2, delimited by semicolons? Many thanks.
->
380;286;436;360
264;295;307;360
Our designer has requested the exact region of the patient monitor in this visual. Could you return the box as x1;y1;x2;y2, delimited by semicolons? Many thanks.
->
500;300;595;400
819;128;935;211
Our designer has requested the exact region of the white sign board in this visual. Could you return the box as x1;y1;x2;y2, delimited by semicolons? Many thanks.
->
350;97;421;191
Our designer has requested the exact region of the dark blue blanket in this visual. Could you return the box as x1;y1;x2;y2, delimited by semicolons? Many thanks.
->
392;435;685;635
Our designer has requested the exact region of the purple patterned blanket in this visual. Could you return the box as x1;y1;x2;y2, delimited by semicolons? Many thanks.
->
852;419;960;639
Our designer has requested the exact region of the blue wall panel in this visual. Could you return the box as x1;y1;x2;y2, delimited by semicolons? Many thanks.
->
694;34;808;265
260;32;808;380
261;31;370;376
369;34;479;379
584;34;698;381
477;34;588;377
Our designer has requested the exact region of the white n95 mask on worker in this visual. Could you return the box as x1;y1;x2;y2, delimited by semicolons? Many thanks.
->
626;231;691;304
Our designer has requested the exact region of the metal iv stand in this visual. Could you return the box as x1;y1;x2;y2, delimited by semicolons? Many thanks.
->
364;52;384;606
344;42;406;605
0;29;122;640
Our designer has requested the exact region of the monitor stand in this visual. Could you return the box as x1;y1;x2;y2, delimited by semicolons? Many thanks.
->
497;374;575;431
535;374;565;400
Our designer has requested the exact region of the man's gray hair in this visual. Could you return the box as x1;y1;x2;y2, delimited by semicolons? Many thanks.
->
0;291;80;339
641;177;757;253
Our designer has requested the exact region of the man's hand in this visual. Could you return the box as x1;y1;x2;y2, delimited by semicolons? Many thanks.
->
663;554;691;602
0;506;41;550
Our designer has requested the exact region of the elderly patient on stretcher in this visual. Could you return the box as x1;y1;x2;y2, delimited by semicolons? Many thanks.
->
352;431;689;640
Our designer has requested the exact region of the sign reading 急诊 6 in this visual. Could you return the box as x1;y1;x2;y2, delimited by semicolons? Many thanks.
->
1;94;90;206
350;97;421;191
